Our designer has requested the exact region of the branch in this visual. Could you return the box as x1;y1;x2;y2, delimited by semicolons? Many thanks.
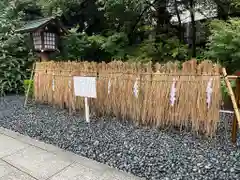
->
129;0;158;35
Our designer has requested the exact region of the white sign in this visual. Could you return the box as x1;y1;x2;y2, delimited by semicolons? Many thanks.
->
73;76;97;98
73;76;97;123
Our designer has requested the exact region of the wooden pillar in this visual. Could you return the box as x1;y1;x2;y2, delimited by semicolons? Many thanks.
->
232;78;240;143
40;52;49;62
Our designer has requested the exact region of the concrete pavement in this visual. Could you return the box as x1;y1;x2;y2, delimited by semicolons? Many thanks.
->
0;127;144;180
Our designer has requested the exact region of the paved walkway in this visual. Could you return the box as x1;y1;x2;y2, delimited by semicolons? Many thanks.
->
0;127;143;180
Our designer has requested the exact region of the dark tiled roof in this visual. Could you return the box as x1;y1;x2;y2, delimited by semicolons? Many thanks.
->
16;16;66;33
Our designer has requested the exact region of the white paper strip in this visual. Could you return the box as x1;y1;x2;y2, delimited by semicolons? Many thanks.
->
52;79;55;91
170;78;177;106
133;78;139;98
206;78;213;109
108;79;111;94
52;73;55;91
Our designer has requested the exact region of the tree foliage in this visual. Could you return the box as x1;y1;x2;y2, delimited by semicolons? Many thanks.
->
0;0;35;95
206;18;240;73
1;0;240;95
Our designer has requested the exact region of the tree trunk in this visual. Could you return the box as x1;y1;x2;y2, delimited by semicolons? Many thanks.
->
154;0;170;41
174;0;184;42
189;0;196;57
214;0;229;20
128;0;158;44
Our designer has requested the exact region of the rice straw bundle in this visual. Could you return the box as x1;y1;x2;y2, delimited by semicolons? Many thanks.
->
128;62;142;124
151;63;164;127
70;62;81;111
110;61;125;119
72;62;86;111
207;64;221;136
164;62;179;127
85;62;98;114
33;59;222;136
95;62;106;116
61;62;71;109
117;61;129;120
187;60;199;132
173;60;194;130
45;62;54;104
198;60;220;136
195;61;210;134
140;62;153;125
67;62;75;113
40;62;49;103
53;62;65;108
150;63;167;127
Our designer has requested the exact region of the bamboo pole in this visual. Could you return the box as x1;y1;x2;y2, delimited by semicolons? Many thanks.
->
232;78;240;143
24;62;36;107
222;68;240;128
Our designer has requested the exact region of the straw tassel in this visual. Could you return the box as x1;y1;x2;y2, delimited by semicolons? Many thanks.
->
206;78;213;109
170;78;177;106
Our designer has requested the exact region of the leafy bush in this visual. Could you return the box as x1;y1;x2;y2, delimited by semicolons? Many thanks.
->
59;28;128;61
0;56;32;96
0;1;35;96
23;79;34;98
126;37;189;62
206;18;240;73
59;27;189;63
101;32;128;60
221;79;236;101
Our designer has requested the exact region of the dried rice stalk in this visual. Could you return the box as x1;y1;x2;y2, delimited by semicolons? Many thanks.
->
33;60;222;136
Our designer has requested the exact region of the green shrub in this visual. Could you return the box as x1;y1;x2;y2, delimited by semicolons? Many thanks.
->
0;1;35;96
221;79;236;101
126;37;189;62
59;28;128;61
206;18;240;73
23;79;34;98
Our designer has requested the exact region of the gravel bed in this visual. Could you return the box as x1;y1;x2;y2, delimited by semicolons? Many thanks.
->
0;95;240;180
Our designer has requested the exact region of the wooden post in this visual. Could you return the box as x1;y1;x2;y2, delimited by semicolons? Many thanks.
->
222;68;240;126
232;78;240;143
85;97;90;123
40;52;49;62
222;68;240;144
24;62;36;107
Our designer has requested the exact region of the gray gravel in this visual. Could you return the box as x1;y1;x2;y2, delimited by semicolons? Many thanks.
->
0;95;240;180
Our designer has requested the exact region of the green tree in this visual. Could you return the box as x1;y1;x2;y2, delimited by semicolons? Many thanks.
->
206;18;240;73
